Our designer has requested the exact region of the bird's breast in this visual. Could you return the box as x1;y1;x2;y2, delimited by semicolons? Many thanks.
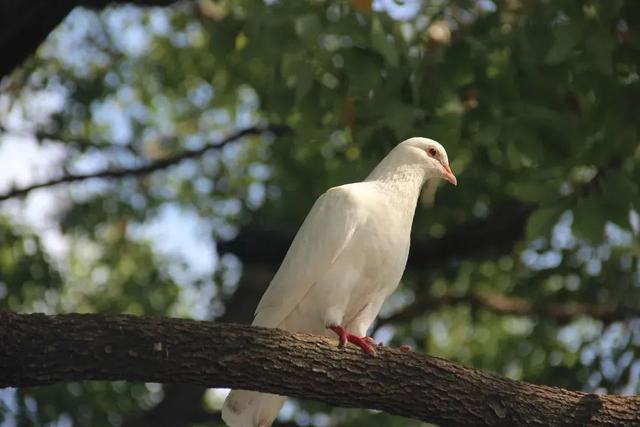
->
343;206;412;292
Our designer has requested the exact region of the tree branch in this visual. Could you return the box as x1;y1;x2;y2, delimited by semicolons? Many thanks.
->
0;124;289;202
121;267;277;427
2;312;639;426
0;0;189;80
0;125;141;156
0;0;75;80
377;291;640;330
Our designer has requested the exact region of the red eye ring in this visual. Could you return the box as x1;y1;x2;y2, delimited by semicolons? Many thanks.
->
428;148;437;157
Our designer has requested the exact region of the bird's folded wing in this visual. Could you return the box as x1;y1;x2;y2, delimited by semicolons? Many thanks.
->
253;186;362;328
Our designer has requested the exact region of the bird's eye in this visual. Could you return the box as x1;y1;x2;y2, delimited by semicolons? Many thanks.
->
428;148;437;157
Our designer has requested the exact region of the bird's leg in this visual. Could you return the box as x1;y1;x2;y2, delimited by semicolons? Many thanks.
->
329;325;376;355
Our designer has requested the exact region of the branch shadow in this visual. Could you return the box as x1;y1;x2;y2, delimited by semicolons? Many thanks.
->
565;393;603;426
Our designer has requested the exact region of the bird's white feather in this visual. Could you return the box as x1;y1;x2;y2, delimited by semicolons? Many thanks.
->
222;390;286;427
252;187;360;328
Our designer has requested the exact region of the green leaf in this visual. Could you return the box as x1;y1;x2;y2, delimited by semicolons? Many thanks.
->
586;33;615;75
343;50;382;98
295;14;321;45
382;101;415;136
572;196;608;242
526;207;564;240
371;17;399;67
295;61;314;101
508;181;558;204
281;54;314;101
545;23;583;64
601;172;637;209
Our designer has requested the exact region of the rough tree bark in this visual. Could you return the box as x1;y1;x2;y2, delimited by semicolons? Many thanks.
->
2;312;639;426
122;267;277;427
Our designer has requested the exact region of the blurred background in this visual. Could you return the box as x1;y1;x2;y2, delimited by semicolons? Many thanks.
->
0;0;639;426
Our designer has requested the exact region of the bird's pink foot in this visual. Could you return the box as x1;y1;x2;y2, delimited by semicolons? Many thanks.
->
329;325;376;355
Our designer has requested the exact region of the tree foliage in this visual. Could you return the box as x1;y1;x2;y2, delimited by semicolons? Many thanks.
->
0;0;639;426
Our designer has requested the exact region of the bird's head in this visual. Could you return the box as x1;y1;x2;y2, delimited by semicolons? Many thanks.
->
399;137;457;186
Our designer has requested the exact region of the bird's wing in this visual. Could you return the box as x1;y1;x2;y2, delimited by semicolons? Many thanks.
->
253;186;362;328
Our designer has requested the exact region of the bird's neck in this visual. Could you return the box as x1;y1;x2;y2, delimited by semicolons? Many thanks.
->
365;159;428;212
366;164;425;191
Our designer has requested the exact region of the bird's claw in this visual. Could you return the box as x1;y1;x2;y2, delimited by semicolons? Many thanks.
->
330;325;376;356
364;336;376;345
348;335;377;356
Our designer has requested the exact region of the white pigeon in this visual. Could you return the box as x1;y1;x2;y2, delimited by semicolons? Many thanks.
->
222;137;457;427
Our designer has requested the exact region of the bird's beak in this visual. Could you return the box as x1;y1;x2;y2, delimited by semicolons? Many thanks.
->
442;163;457;186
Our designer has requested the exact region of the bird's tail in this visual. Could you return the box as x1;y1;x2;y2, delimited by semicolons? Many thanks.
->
222;390;287;427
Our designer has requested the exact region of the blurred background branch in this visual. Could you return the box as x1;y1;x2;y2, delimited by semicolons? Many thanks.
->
377;290;640;330
0;124;289;201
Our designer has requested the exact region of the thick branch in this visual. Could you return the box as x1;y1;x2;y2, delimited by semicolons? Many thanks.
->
122;267;276;427
377;291;640;329
0;0;186;80
0;125;289;201
0;0;75;80
2;312;639;426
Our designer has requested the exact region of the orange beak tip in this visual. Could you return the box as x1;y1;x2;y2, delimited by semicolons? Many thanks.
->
443;164;457;186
